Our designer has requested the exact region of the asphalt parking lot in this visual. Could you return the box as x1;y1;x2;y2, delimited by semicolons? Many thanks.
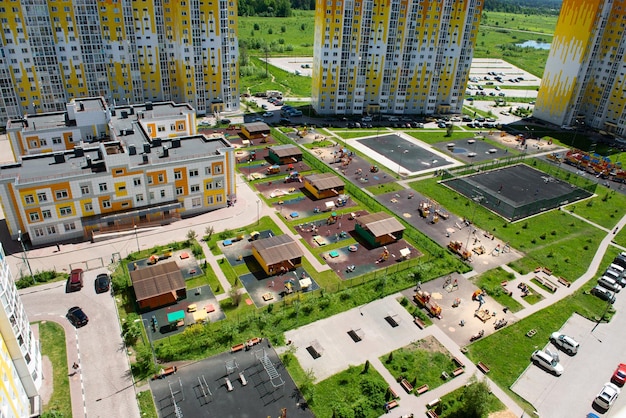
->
512;298;626;417
20;267;139;418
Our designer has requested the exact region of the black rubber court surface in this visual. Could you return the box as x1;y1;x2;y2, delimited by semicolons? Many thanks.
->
150;345;313;418
357;134;454;172
444;164;593;220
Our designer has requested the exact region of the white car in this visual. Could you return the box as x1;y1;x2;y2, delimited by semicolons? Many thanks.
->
594;382;620;410
531;349;564;375
262;112;274;118
549;332;579;355
362;116;372;122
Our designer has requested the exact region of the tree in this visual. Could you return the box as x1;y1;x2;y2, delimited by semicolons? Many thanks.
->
460;376;491;418
204;225;215;240
186;229;198;243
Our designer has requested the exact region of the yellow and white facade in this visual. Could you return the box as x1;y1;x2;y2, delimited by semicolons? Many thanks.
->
0;99;236;246
0;244;42;418
0;0;239;124
534;0;626;137
311;0;483;116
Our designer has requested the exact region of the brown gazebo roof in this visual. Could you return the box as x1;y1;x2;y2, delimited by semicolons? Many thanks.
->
304;173;344;191
243;122;270;133
130;261;185;301
251;234;303;265
357;212;405;237
269;144;302;158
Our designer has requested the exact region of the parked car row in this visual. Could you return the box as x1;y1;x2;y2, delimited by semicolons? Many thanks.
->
591;252;626;303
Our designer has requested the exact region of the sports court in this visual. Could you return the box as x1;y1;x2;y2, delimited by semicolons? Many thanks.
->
443;164;595;221
352;133;462;176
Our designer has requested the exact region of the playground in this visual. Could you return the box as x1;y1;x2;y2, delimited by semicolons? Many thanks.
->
273;192;357;221
239;266;320;307
149;344;313;418
443;163;594;221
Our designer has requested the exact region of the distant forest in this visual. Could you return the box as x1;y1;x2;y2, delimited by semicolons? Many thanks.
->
238;0;562;17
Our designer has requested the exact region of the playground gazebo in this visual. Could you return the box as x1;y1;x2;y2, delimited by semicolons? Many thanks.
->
268;144;302;165
355;212;405;247
241;122;271;141
303;173;345;199
130;261;186;310
251;234;304;276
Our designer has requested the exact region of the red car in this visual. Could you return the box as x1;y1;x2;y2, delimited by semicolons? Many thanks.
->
612;364;626;386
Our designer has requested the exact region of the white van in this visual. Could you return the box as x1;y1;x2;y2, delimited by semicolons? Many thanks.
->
598;276;621;293
605;269;621;282
609;263;624;276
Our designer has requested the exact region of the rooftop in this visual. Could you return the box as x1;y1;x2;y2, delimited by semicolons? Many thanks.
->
6;97;107;132
357;212;405;237
251;234;303;265
303;173;344;190
129;261;185;302
269;144;302;158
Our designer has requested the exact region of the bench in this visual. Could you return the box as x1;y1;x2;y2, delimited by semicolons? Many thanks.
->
452;356;465;368
400;378;413;393
417;384;429;395
558;276;571;287
453;367;465;377
152;366;177;380
385;400;399;411
477;361;490;374
246;337;261;348
426;410;439;418
427;398;441;409
225;377;233;391
348;329;362;342
501;283;512;296
239;372;247;386
231;343;245;353
414;316;426;329
534;276;558;292
535;266;553;275
388;386;399;399
526;329;537;338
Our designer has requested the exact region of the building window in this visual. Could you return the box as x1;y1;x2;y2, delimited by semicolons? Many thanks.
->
133;178;141;186
117;185;126;192
80;185;90;195
59;206;72;216
217;195;223;203
207;196;214;204
29;212;40;221
52;137;62;144
205;166;211;175
64;222;76;231
176;187;183;195
37;192;47;202
46;226;57;234
148;176;153;185
192;197;201;207
214;164;222;174
114;169;123;175
102;200;111;208
189;169;198;177
190;184;200;192
160;190;165;198
149;192;154;200
42;210;52;219
34;228;44;237
55;190;68;199
99;183;108;192
158;174;164;182
25;194;35;204
136;194;144;202
84;202;93;211
174;171;182;180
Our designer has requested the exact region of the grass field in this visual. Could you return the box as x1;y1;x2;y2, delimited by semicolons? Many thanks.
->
39;321;71;417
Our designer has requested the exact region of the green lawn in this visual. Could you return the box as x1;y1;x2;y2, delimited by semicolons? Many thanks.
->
365;182;405;196
307;363;389;417
406;131;478;144
39;321;71;417
137;391;158;418
381;336;457;395
238;11;316;57
240;56;313;97
564;185;626;229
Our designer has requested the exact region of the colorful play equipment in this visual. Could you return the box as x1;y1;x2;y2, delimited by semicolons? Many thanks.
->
284;171;302;183
564;149;625;180
448;240;472;261
418;200;431;218
370;165;379;173
375;246;390;264
414;290;442;318
266;165;280;174
327;212;338;225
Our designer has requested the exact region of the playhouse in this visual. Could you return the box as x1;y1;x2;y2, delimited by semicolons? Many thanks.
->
251;234;304;276
268;144;303;165
355;212;405;247
241;122;271;141
303;173;345;200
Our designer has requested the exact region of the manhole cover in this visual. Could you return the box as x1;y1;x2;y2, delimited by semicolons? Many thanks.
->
403;213;412;218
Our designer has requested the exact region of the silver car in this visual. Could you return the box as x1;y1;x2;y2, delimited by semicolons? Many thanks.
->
594;382;620;410
550;332;579;355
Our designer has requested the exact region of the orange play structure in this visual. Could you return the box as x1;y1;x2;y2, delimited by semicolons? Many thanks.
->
414;290;442;318
448;240;472;261
564;149;625;181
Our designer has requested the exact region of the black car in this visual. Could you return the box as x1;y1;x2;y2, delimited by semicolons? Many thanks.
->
591;286;616;304
95;273;111;294
279;117;291;125
67;306;89;327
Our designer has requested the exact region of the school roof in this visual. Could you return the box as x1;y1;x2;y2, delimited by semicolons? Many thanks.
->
303;173;344;190
269;144;302;158
251;234;303;265
129;261;185;302
357;212;405;237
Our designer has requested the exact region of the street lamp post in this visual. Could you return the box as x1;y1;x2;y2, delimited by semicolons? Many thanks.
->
465;195;483;252
17;230;34;281
135;318;157;367
256;200;260;225
134;225;140;253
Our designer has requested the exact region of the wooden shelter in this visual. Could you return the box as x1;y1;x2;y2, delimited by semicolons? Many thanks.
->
241;122;270;140
303;173;345;199
130;261;186;310
251;234;303;276
355;212;405;247
268;144;302;164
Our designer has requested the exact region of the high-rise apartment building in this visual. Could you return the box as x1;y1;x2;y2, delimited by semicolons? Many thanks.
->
534;0;626;137
0;0;239;124
0;244;42;417
311;0;483;116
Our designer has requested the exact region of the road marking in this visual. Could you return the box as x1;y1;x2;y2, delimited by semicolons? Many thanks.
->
74;328;88;418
